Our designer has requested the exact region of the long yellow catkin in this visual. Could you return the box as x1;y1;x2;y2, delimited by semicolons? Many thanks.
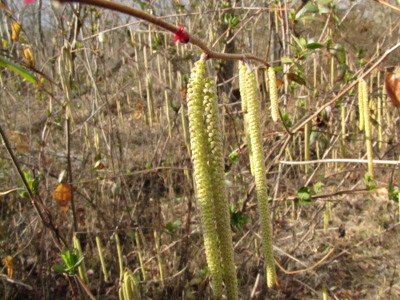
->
358;79;365;131
203;77;238;300
268;68;279;122
360;79;374;179
239;62;254;175
73;235;89;285
122;270;140;300
134;231;147;281
115;234;124;281
186;58;223;298
240;62;277;288
95;235;110;283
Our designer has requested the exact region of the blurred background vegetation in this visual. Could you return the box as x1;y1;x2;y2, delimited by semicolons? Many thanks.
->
1;0;400;299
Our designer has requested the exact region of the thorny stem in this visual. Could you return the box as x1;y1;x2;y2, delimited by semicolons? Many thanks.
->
56;0;270;66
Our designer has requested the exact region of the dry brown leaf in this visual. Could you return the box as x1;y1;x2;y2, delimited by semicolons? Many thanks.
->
6;130;30;153
22;47;35;68
53;183;72;211
11;22;21;42
2;256;13;278
93;160;105;170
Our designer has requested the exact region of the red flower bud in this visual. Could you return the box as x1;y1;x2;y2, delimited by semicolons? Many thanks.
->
173;24;190;44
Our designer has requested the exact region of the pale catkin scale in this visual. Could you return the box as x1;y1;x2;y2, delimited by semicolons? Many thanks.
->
243;65;277;288
203;77;239;300
268;68;279;122
186;59;223;298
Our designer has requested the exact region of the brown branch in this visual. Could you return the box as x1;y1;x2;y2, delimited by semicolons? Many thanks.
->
56;0;269;66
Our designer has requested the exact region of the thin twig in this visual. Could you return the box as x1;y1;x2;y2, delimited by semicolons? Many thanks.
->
280;159;400;165
275;248;334;275
272;187;389;203
0;274;33;291
66;117;78;232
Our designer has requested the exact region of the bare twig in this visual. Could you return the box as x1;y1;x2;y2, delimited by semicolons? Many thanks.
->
275;248;334;275
0;274;33;291
56;0;270;66
280;159;400;165
272;188;389;203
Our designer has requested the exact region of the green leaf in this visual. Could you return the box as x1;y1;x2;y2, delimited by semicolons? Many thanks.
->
389;184;400;203
18;188;29;198
295;2;318;20
165;219;182;232
230;206;249;229
287;73;306;85
364;174;376;190
299;50;315;60
228;150;239;163
52;265;68;273
281;57;293;64
306;42;324;50
313;182;324;193
292;35;306;51
281;110;293;128
0;56;41;85
329;44;346;64
297;186;311;201
71;254;84;269
310;131;320;144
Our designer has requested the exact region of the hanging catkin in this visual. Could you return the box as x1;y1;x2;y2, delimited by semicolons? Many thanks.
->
268;67;279;122
186;58;223;298
239;62;254;175
203;77;238;300
239;62;277;288
360;79;374;179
